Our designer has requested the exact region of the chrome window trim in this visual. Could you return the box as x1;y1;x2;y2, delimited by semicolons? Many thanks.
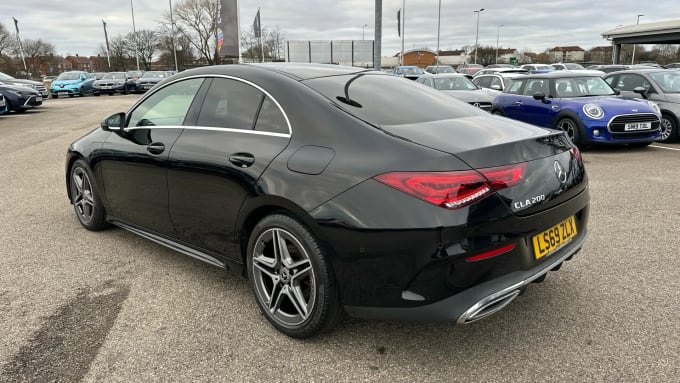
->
123;125;290;138
126;73;293;135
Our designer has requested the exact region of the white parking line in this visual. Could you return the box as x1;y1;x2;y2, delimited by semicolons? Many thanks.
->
650;145;680;151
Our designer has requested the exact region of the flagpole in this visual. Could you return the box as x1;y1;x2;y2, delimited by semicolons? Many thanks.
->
131;0;140;71
169;0;179;71
237;0;242;63
400;0;405;66
12;18;28;75
102;20;111;70
259;8;264;62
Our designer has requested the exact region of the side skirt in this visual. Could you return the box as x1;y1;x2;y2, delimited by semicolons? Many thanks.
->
109;219;244;274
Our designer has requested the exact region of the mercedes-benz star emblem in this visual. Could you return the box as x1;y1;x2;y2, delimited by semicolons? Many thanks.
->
473;103;481;108
553;160;567;184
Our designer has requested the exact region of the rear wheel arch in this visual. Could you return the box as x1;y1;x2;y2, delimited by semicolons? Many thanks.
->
237;199;329;277
659;111;678;142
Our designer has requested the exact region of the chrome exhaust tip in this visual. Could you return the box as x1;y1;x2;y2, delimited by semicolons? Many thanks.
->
457;284;523;324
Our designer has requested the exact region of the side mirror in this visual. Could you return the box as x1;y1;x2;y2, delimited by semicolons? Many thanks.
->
613;88;621;95
100;112;126;132
633;86;648;99
491;84;502;90
532;92;546;102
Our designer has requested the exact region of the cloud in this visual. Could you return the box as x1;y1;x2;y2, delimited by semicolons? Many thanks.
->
1;0;673;58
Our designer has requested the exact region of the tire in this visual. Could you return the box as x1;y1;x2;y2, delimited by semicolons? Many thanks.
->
247;214;342;338
69;159;109;231
554;117;583;147
51;94;58;99
491;109;505;116
68;94;74;98
123;85;128;95
14;109;27;113
93;92;100;96
79;87;85;97
659;113;677;143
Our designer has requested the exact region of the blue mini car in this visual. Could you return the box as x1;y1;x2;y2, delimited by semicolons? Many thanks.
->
50;71;94;98
492;72;662;146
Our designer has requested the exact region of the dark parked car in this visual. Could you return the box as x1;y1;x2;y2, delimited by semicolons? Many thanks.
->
604;69;680;142
66;64;590;338
134;71;174;92
0;71;48;98
492;72;661;146
93;72;137;95
0;84;42;113
0;94;7;115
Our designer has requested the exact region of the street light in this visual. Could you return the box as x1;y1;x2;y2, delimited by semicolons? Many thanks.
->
473;8;485;64
436;0;441;65
362;24;368;40
495;24;504;64
631;14;643;64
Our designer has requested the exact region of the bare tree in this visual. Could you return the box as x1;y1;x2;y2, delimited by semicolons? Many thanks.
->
127;30;159;70
165;0;218;65
108;35;130;71
241;25;286;62
14;38;56;77
157;33;195;70
0;22;16;58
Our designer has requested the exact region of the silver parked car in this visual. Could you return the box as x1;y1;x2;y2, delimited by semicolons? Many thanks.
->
604;69;680;142
416;73;495;112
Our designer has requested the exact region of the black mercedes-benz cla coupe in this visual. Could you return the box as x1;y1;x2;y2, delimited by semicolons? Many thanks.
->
66;63;590;338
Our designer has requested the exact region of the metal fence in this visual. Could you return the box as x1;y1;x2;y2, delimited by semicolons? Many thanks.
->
287;40;374;68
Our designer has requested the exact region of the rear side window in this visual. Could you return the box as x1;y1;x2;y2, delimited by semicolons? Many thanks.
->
255;97;288;134
197;78;263;130
505;79;524;94
303;73;477;125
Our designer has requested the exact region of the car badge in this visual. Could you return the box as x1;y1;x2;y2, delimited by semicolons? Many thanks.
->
553;161;567;184
632;109;638;112
473;103;481;108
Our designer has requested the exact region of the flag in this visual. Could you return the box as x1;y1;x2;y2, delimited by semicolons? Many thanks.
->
397;9;401;37
253;9;261;38
217;0;239;57
12;17;19;34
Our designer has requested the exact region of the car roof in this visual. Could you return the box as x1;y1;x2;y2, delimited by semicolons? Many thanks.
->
430;73;468;78
519;72;604;79
173;63;373;82
604;68;671;76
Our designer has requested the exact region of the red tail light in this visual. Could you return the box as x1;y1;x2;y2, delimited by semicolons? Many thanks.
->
570;146;582;161
374;163;527;209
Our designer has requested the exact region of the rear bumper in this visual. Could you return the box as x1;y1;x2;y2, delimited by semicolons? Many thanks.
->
344;234;585;322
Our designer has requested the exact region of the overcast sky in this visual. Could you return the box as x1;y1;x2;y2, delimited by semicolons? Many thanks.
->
1;0;675;57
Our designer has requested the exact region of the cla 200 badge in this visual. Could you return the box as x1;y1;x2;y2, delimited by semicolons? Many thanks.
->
514;194;546;210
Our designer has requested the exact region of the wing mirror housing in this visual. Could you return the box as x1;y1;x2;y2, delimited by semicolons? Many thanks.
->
633;86;648;99
491;84;502;90
532;92;547;102
100;112;126;133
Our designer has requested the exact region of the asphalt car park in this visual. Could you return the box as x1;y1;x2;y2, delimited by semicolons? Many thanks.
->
0;95;679;382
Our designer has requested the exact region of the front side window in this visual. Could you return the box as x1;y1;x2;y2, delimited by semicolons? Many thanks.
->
523;79;548;95
505;79;524;94
128;78;204;127
649;71;680;93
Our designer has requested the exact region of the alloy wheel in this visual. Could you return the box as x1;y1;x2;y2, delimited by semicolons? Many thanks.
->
251;227;317;327
71;167;95;223
557;119;576;141
660;117;673;141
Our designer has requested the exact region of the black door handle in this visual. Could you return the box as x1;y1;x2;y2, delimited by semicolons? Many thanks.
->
147;142;165;155
229;153;255;168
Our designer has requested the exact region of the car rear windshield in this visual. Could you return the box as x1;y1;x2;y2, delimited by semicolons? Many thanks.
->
303;73;479;125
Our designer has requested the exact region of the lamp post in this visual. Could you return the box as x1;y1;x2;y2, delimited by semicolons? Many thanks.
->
436;0;441;65
169;0;179;72
495;24;503;64
362;24;368;40
473;8;485;64
631;14;643;64
131;0;140;71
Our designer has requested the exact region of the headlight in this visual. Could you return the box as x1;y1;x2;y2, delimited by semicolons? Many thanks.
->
648;101;661;114
582;103;604;119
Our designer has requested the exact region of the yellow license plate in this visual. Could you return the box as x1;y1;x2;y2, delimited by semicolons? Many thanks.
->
532;216;577;260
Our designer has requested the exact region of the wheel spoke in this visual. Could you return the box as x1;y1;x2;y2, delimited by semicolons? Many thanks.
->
288;284;309;318
72;173;83;194
274;229;294;267
289;260;312;284
269;283;285;313
253;259;278;280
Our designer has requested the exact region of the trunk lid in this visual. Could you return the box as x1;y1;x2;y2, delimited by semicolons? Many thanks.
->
381;115;587;215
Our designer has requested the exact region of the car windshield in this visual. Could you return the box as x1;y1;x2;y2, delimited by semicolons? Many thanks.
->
143;72;168;78
554;76;616;97
403;67;424;75
434;76;478;91
434;66;454;73
303;73;477;126
0;72;15;80
564;63;585;70
649;71;680;93
535;65;553;71
103;73;126;80
56;72;81;81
